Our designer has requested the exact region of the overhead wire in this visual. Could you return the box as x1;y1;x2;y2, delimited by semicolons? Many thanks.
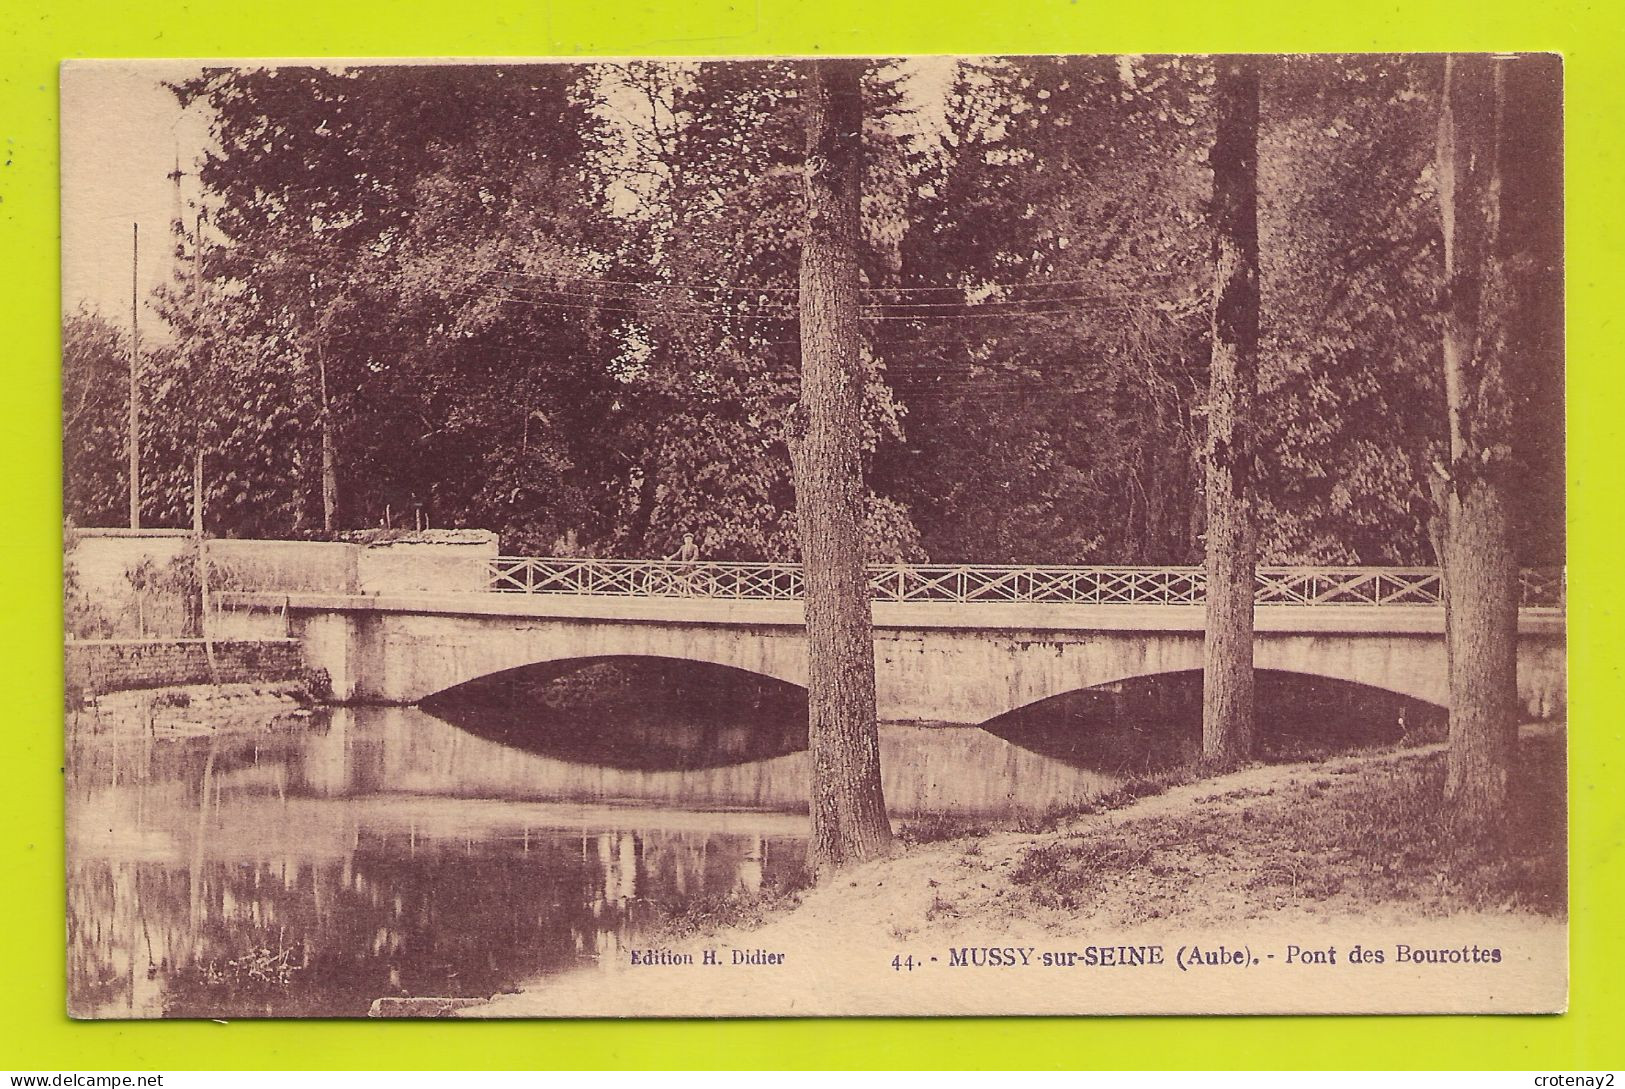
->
381;314;1078;388
356;271;1180;401
258;241;1183;302
489;264;1161;299
427;279;1147;323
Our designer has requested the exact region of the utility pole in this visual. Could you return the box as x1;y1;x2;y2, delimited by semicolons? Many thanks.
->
128;222;141;529
189;207;220;683
193;449;219;682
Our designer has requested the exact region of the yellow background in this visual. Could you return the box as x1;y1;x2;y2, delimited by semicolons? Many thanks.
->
3;0;1620;1069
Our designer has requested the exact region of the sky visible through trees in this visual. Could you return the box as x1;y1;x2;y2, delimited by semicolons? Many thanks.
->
62;55;1564;570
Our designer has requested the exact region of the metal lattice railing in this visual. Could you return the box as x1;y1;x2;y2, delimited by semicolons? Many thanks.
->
484;558;1564;608
488;557;806;599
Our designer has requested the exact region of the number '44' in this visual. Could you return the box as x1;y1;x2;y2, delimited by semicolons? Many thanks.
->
891;955;919;972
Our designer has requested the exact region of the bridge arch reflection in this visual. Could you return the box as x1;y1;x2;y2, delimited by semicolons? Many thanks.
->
981;668;1447;774
422;656;809;771
420;655;1450;778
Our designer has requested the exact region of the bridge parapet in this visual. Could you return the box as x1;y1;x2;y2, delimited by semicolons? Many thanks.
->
485;558;1565;609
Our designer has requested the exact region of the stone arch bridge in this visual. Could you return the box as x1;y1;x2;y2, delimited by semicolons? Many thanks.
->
215;557;1566;725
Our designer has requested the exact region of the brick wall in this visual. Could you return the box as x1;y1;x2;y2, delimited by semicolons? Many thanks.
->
65;639;305;695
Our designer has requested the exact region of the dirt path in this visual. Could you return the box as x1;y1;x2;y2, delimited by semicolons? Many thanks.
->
467;729;1567;1018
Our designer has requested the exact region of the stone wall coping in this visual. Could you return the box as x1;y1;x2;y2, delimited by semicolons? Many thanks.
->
66;636;300;647
340;529;499;547
212;538;355;549
73;527;195;538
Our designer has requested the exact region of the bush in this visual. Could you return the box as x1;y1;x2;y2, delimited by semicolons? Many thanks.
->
63;522;115;640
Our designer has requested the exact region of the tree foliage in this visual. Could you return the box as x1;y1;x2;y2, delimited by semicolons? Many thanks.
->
1255;56;1446;563
873;57;1213;564
63;307;133;527
62;57;1563;575
589;60;922;561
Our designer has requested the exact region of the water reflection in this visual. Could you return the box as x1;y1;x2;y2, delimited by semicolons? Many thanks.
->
66;697;1117;1018
68;716;802;1018
70;820;788;1018
425;658;809;771
986;670;1441;772
404;703;1118;817
68;665;1428;1017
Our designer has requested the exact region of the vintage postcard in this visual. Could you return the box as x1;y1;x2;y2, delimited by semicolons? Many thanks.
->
61;53;1566;1018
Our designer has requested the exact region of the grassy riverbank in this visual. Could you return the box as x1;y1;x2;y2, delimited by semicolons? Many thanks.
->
965;724;1564;929
652;724;1563;942
471;724;1566;1016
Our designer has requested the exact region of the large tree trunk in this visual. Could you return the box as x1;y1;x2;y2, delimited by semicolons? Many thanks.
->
1434;54;1522;832
1201;56;1262;768
790;58;893;876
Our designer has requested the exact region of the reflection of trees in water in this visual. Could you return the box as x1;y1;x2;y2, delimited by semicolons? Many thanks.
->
68;862;178;1018
68;727;317;801
69;827;799;1018
423;657;810;771
983;670;1445;773
77;666;1381;1016
68;704;802;1016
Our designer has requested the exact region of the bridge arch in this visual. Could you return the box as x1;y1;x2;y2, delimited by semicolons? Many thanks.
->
330;611;811;704
901;631;1455;726
419;655;812;771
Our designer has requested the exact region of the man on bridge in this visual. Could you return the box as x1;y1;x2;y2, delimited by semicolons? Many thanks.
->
665;532;703;595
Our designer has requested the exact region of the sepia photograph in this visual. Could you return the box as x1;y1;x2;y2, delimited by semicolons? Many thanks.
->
60;52;1566;1019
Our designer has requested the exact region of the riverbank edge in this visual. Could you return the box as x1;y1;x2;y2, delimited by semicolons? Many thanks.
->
445;724;1565;1018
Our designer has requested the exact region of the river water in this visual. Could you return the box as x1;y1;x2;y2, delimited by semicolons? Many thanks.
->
67;705;1128;1017
67;667;1421;1018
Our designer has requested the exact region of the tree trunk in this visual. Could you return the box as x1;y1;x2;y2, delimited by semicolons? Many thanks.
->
1434;54;1522;833
316;339;339;534
790;58;893;876
1201;56;1262;768
631;465;660;554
